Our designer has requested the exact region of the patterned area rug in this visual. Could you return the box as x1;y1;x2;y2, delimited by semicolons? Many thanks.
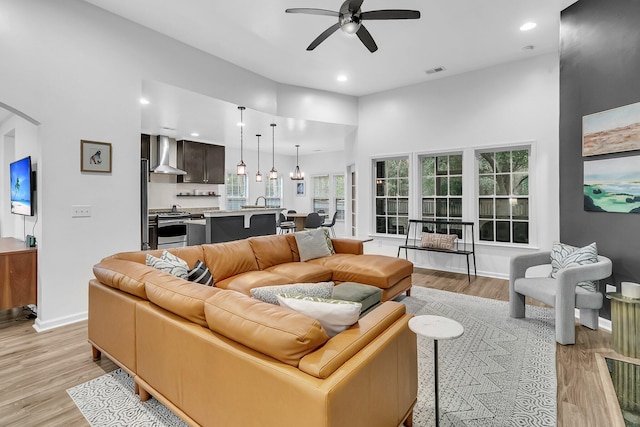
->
68;287;556;427
400;287;556;427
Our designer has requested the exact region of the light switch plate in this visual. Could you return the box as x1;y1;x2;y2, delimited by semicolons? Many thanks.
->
72;205;92;217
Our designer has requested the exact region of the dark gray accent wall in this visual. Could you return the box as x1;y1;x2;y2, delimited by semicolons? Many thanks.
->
560;0;640;319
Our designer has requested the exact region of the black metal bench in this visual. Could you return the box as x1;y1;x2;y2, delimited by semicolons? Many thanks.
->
397;219;477;282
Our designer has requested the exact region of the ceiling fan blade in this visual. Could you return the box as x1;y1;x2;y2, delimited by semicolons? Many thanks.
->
347;0;365;13
307;22;341;51
285;8;339;17
360;10;421;20
356;24;378;53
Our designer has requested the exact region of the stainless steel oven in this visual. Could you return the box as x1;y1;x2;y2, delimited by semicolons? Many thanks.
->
157;212;190;249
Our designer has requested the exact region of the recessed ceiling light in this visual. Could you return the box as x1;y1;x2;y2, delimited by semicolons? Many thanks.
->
139;98;150;105
191;132;200;137
520;22;536;31
337;75;348;82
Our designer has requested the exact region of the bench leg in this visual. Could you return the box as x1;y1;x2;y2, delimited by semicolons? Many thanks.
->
466;254;471;282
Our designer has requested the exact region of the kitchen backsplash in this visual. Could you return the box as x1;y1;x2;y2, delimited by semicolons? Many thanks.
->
148;173;223;210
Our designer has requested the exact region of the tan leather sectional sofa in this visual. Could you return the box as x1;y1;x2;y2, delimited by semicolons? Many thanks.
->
89;233;417;427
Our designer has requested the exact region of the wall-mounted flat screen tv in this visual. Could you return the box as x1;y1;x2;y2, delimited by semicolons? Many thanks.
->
10;156;34;216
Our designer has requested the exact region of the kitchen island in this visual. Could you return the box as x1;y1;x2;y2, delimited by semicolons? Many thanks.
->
203;208;282;243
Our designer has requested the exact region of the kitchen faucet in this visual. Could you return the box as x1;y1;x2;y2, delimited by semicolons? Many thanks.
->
255;196;267;207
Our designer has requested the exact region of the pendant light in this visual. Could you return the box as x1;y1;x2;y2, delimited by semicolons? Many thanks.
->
255;134;262;182
290;144;304;180
269;123;278;180
236;106;246;175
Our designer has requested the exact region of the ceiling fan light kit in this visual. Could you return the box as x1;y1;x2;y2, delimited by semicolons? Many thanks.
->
286;0;420;53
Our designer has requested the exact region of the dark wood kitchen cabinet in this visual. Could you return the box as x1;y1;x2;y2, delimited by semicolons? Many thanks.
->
177;140;225;184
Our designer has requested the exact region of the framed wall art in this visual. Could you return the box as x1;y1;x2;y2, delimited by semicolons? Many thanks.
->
584;155;640;213
582;101;640;156
296;181;305;196
81;140;112;173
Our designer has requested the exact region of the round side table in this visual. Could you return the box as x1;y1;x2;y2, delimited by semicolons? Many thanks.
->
409;315;464;427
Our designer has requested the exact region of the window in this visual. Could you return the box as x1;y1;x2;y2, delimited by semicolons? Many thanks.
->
265;177;282;207
225;172;247;210
374;158;409;235
334;175;345;220
312;175;330;214
420;154;463;236
477;148;529;244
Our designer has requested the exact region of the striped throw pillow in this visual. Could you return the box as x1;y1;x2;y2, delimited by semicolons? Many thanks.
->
188;260;214;286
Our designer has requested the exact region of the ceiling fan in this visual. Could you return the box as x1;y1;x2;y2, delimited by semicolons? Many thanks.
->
285;0;420;53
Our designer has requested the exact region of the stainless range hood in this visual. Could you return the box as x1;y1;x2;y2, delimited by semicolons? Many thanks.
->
152;135;187;175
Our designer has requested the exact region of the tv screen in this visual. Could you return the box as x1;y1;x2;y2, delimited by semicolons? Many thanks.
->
10;156;34;216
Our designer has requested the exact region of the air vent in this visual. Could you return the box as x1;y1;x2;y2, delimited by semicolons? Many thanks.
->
425;66;446;75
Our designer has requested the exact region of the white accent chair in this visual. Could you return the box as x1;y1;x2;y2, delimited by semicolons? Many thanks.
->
509;251;612;345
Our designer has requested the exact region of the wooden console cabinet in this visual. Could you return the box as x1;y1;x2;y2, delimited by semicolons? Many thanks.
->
0;238;37;311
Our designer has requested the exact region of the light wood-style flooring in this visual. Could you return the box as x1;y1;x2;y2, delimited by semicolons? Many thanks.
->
0;269;633;426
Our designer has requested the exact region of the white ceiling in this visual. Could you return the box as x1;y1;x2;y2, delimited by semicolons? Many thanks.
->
141;80;357;155
84;0;578;97
71;1;580;155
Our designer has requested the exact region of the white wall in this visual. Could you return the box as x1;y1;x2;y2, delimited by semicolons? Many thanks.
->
357;53;560;278
0;0;357;330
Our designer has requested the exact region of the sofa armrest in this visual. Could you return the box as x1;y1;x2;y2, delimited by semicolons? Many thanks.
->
331;238;364;255
93;258;154;299
298;301;407;379
556;255;612;289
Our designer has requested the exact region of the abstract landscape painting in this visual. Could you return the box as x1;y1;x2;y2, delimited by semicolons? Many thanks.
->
584;156;640;213
583;101;640;157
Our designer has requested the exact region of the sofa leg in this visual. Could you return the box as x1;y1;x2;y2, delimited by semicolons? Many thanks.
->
138;382;151;402
91;345;101;361
406;288;411;297
403;411;413;427
580;308;599;330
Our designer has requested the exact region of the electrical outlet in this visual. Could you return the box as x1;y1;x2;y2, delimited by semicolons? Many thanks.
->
72;205;92;217
606;284;617;293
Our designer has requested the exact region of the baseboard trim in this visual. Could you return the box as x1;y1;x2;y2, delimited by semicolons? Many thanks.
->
574;308;611;332
33;311;87;332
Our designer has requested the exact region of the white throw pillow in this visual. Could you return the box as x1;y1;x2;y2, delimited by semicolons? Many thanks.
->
145;250;189;279
250;282;334;305
294;228;332;262
549;242;598;291
276;294;361;337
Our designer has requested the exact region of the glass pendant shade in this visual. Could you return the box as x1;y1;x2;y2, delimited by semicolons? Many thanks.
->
290;144;304;180
269;123;278;179
237;106;246;176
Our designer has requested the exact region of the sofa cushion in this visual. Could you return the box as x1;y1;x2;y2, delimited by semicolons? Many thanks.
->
332;282;382;315
203;239;259;283
188;260;213;286
549;242;598;291
294;229;332;262
250;281;334;305
110;246;205;269
145;274;221;327
249;234;295;270
276;294;362;337
265;262;333;283
308;254;414;289
146;251;189;279
204;290;329;366
92;258;152;299
215;270;294;295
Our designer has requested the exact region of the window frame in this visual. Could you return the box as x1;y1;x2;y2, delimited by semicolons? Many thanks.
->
372;155;410;237
475;145;532;246
225;171;248;210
